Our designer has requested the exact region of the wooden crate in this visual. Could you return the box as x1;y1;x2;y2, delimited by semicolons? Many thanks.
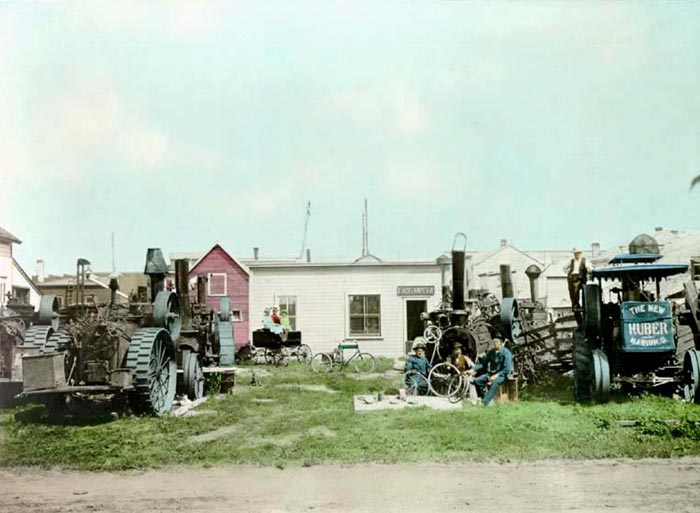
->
496;376;519;403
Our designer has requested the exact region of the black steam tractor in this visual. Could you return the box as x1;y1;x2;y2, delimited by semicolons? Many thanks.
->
573;234;700;403
18;249;236;416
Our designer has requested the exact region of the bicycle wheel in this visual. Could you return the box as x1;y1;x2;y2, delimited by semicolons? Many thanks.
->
447;375;465;403
311;352;333;373
429;362;461;398
352;352;376;373
296;344;313;364
404;372;430;396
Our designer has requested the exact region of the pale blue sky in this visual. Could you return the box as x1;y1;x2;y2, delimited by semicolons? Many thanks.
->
1;1;699;274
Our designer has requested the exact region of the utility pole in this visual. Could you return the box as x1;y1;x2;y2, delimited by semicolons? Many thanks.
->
111;232;116;272
299;201;311;259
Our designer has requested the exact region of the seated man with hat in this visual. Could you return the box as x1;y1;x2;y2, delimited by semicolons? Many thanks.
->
404;339;431;395
467;337;512;406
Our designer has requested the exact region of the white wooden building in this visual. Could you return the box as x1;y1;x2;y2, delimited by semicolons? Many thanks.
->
0;226;41;310
246;259;444;357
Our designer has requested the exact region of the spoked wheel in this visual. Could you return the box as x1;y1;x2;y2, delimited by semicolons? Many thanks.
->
423;325;441;344
447;375;466;403
500;297;524;344
591;349;610;403
127;328;177;416
404;372;430;396
683;349;700;403
183;351;205;400
352;352;376;373
265;348;289;367
153;290;182;340
311;352;333;373
23;325;54;348
296;344;313;364
428;362;461;398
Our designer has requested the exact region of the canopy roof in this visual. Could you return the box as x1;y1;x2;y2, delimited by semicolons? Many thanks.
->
608;253;663;264
592;264;688;281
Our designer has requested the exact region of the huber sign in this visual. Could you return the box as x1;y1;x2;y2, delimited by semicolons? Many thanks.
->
397;286;435;297
621;301;675;353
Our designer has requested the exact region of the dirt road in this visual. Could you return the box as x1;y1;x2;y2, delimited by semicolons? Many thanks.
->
2;459;700;513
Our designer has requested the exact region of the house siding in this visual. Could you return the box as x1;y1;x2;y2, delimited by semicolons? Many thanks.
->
249;264;442;358
189;246;250;348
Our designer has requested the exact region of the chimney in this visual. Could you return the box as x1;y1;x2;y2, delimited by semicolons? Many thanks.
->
253;247;259;260
591;242;600;257
36;260;45;283
655;226;663;232
306;248;311;263
500;239;507;247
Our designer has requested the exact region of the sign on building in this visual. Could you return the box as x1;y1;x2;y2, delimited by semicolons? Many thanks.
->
396;286;435;297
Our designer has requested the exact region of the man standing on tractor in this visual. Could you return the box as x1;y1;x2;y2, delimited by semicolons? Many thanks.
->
564;247;593;323
468;338;512;406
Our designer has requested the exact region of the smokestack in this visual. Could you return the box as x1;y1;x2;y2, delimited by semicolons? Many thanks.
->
655;226;663;232
174;259;192;329
306;248;311;263
525;265;542;303
36;260;45;283
452;251;465;311
591;242;600;257
500;264;514;298
253;247;259;260
500;239;507;247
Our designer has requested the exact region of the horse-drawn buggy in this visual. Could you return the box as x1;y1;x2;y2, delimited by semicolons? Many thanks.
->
251;329;311;366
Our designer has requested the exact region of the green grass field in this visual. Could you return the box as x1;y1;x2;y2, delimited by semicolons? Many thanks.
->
2;361;700;470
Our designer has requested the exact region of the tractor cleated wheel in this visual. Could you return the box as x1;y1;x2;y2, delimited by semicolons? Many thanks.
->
218;297;232;322
183;351;205;400
583;284;602;339
682;349;700;403
591;348;610;403
217;318;236;366
126;328;177;416
573;330;594;402
41;329;73;354
23;325;54;348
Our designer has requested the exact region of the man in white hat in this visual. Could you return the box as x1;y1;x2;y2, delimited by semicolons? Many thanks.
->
563;247;593;320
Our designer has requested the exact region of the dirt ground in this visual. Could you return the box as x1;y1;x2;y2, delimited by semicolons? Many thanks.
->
2;459;700;513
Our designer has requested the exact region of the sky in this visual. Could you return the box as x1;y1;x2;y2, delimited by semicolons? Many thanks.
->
1;1;699;275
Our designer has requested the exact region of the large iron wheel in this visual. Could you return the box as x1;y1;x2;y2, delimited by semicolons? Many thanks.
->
41;329;72;354
428;362;461;398
219;297;232;322
38;294;60;330
183;351;205;400
126;328;177;416
153;291;182;340
24;325;54;348
217;317;236;366
683;349;700;403
352;352;376;373
296;344;313;364
311;352;333;373
583;284;602;339
500;298;523;344
573;330;594;403
591;348;610;403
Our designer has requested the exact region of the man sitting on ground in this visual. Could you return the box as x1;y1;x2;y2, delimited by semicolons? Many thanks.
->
467;337;513;406
404;339;431;394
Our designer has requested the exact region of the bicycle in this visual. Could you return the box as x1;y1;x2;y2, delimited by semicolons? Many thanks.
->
311;341;376;373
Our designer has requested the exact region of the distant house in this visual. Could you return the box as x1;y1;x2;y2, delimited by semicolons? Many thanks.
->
36;273;130;308
0;225;41;310
185;244;250;349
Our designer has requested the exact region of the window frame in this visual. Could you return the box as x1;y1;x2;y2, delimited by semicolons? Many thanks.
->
207;273;227;297
231;308;243;322
277;295;297;331
347;294;382;338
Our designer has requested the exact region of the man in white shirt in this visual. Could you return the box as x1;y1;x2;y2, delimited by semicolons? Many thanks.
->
563;248;593;318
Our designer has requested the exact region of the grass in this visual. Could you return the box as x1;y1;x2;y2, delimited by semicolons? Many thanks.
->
1;359;700;470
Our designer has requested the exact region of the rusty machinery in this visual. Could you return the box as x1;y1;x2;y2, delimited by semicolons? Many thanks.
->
16;248;236;416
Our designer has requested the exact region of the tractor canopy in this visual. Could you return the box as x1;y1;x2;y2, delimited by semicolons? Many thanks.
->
591;263;688;282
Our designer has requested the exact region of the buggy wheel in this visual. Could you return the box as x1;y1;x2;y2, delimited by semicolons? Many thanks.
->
296;344;313;364
404;372;429;396
352;352;376;374
683;349;700;403
573;330;594;402
583;284;602;339
126;328;177;416
183;351;205;400
428;362;460;397
311;352;333;373
592;349;610;403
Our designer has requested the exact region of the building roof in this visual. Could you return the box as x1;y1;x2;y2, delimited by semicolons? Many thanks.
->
189;243;251;276
11;258;40;295
0;225;21;244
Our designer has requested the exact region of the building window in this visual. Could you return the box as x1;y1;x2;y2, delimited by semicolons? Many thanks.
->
278;295;297;330
348;294;381;337
232;308;243;322
207;273;227;296
12;287;29;304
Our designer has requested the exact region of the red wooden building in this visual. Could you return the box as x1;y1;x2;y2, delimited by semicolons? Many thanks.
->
187;244;250;349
